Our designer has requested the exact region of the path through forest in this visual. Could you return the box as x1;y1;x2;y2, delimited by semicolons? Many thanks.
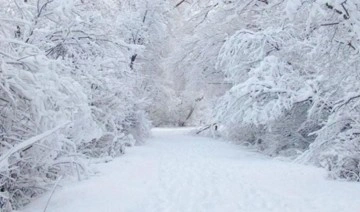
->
22;128;360;212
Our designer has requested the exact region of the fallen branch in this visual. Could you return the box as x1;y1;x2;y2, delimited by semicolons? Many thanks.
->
196;123;217;134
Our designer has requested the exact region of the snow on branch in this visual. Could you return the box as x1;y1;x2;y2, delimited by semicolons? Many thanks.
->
0;122;70;170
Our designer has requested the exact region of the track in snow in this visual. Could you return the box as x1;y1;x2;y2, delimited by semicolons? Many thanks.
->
22;128;360;212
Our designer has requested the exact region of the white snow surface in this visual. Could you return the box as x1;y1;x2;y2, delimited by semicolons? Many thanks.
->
21;128;360;212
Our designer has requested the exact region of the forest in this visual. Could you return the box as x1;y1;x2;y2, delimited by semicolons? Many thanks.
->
1;0;360;211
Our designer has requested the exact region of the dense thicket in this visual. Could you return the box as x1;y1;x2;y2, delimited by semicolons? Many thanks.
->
170;0;360;182
0;0;170;210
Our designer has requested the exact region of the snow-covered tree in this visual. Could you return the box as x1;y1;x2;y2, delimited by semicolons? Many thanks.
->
213;0;360;180
0;0;154;209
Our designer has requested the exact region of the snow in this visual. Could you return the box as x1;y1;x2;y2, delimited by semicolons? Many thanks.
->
0;122;70;169
21;128;360;212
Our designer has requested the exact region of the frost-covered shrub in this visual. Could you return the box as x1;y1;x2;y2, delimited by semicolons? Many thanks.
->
218;101;314;157
257;101;314;157
299;101;360;181
221;124;265;146
310;124;360;182
0;43;97;209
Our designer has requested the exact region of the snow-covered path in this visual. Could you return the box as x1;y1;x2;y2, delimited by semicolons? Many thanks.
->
22;128;360;212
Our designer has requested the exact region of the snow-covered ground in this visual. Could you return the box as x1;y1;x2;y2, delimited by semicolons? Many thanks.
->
21;128;360;212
